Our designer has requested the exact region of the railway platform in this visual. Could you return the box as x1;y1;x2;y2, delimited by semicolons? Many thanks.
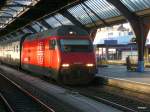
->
97;65;150;94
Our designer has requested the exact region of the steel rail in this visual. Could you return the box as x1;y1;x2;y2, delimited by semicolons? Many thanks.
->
0;72;55;112
39;75;138;112
66;88;137;112
0;92;15;112
1;65;147;112
84;93;137;112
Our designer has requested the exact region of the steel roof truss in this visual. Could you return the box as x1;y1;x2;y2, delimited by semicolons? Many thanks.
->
53;16;63;25
26;26;37;33
80;3;97;27
5;4;33;8
39;20;53;29
32;22;45;32
82;2;108;26
60;9;89;32
0;16;17;19
0;11;13;16
7;7;18;12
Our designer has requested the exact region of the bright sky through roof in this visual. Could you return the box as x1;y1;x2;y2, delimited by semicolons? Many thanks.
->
94;23;150;45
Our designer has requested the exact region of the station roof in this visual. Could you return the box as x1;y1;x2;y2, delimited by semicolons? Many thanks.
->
0;0;150;39
0;0;77;37
0;0;40;29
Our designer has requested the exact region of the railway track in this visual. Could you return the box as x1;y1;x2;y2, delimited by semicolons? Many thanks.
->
0;65;124;112
0;72;55;112
0;92;15;112
60;85;150;112
1;64;150;112
41;76;150;112
20;69;150;112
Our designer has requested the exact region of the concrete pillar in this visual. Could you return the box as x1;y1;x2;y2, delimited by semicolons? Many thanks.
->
136;21;149;72
136;30;145;72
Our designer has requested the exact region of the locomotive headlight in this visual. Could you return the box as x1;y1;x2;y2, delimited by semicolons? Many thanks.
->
62;64;70;67
86;64;94;67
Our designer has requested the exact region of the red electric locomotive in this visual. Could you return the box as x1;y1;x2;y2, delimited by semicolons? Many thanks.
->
21;25;96;84
2;25;96;84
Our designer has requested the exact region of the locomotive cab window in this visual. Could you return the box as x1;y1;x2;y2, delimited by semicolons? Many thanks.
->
49;39;57;50
60;39;93;52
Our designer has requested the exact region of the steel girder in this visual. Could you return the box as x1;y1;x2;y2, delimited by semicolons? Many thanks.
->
60;9;89;32
26;26;37;33
39;20;52;29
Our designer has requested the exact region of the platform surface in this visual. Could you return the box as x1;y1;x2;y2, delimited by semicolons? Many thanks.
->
97;65;150;85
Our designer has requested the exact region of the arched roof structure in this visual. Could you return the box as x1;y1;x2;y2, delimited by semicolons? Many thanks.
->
0;0;150;39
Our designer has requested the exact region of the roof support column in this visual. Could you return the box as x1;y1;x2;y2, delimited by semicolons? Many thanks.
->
107;0;149;72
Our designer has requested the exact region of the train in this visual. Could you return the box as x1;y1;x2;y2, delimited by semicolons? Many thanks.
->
0;25;97;84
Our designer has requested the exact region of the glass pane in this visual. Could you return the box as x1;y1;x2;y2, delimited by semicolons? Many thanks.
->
60;39;92;52
31;22;47;32
68;4;93;24
68;0;121;25
45;17;62;28
22;28;32;33
54;13;73;25
60;39;90;45
84;0;121;19
0;0;39;29
120;0;150;12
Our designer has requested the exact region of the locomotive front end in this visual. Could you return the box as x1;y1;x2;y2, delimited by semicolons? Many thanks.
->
59;38;97;84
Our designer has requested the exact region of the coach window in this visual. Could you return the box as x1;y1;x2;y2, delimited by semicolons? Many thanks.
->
49;40;57;50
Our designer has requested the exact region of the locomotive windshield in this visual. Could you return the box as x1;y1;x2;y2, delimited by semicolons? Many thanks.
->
60;39;93;52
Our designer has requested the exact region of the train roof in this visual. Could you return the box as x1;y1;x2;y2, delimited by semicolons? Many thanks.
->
26;25;89;40
0;25;88;44
0;33;31;45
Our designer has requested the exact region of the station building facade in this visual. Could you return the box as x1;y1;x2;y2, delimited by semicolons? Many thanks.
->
94;23;150;63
